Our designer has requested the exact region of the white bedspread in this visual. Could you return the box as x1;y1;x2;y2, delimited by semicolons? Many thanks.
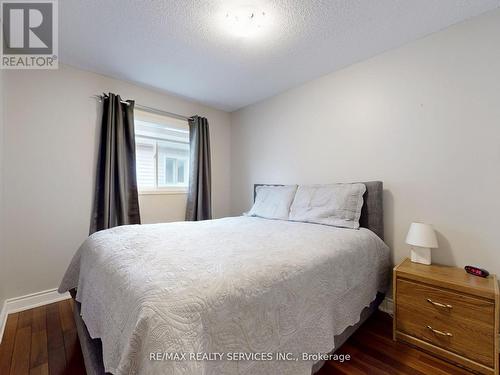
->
59;216;390;375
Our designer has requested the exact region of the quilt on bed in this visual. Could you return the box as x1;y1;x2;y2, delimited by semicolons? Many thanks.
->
59;216;390;375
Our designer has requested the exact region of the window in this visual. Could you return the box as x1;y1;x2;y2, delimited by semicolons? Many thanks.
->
134;109;190;193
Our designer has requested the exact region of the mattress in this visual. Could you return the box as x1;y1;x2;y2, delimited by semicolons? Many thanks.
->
59;216;390;375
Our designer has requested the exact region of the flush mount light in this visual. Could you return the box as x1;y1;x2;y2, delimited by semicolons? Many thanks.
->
221;5;268;38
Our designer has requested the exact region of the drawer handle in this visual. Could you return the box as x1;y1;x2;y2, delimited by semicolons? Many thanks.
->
427;325;453;337
427;298;452;309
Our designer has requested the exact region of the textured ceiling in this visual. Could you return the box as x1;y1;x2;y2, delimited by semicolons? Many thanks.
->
60;0;500;111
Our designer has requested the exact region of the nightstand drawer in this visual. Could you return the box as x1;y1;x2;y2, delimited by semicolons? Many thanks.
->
396;278;495;367
397;278;495;326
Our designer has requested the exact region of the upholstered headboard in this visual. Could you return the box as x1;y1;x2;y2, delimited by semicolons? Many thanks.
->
253;181;384;240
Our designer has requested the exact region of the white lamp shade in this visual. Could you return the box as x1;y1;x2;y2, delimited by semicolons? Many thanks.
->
405;222;438;248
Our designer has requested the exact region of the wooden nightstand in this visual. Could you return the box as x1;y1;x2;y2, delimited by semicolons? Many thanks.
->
393;258;499;375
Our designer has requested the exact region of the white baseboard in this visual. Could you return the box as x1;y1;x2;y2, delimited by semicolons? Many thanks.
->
0;302;6;345
0;288;70;344
378;296;394;315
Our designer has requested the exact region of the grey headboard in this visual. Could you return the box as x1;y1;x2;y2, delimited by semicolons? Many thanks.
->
253;181;384;241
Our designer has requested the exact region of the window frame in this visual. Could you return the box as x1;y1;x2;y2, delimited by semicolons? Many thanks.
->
134;110;190;195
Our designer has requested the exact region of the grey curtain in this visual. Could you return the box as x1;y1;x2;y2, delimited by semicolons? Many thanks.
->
186;116;212;221
90;93;141;234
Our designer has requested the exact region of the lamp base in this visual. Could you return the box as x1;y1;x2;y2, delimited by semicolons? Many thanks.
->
410;247;431;265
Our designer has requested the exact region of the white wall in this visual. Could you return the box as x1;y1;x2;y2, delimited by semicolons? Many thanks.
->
139;193;188;224
2;64;231;299
230;9;500;274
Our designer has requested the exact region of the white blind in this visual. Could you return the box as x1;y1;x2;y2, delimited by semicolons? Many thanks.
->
135;139;156;188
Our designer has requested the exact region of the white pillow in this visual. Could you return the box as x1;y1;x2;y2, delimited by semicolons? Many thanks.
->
289;183;366;229
246;185;298;220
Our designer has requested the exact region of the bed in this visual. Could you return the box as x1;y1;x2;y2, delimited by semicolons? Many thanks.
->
59;181;390;375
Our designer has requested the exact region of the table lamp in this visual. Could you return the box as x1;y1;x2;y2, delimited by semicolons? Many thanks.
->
405;222;438;265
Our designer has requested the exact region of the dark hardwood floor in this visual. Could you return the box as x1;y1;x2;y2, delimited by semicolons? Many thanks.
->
0;299;85;375
0;300;476;374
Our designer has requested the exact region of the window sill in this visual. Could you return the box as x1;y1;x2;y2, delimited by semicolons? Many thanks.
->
139;189;188;196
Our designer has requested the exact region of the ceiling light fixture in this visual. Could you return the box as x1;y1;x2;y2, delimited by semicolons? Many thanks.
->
221;5;268;38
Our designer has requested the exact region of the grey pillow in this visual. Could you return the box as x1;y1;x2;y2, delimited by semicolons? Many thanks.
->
289;183;366;229
246;185;298;220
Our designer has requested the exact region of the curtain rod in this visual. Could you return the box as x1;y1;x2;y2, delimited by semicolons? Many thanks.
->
92;94;192;122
